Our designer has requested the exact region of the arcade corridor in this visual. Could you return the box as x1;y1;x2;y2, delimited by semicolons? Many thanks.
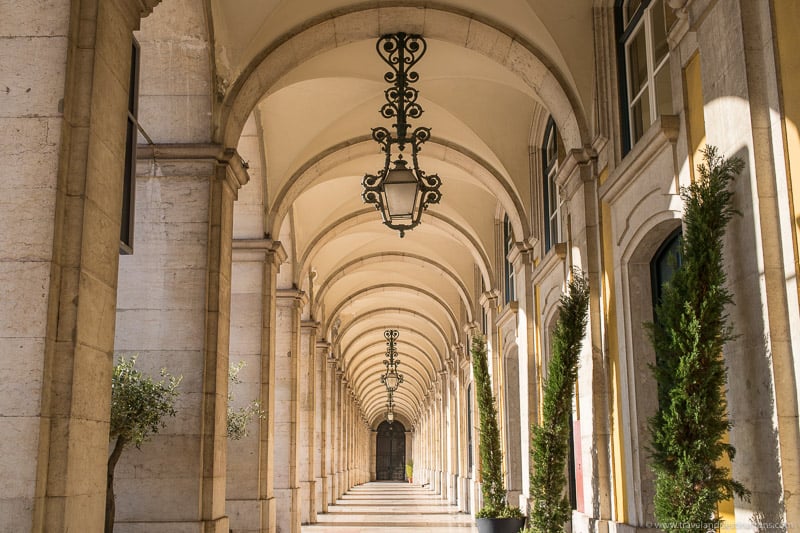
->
2;1;799;532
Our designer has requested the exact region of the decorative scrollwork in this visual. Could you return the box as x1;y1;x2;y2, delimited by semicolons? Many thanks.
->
362;33;442;237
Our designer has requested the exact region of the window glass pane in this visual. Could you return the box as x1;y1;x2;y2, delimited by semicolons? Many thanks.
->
654;63;672;116
625;0;643;25
631;90;650;143
627;27;648;96
546;133;557;165
652;0;669;63
548;169;560;244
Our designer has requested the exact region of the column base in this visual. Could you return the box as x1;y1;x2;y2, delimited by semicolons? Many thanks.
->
274;487;301;533
114;517;229;533
227;497;276;533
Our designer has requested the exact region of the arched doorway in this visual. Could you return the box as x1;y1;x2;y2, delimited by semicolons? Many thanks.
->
375;421;406;481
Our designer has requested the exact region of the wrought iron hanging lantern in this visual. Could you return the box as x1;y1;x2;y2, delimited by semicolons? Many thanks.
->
362;33;442;237
380;329;404;393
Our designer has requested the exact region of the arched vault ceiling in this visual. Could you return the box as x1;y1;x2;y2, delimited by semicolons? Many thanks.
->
224;2;594;428
209;0;593;126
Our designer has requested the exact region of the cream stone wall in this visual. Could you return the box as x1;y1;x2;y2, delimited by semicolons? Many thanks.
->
115;160;212;530
0;2;69;530
694;0;793;525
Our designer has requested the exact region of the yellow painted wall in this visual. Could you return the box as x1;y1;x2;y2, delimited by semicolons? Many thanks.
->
685;46;738;530
599;168;628;523
773;0;800;332
684;53;706;181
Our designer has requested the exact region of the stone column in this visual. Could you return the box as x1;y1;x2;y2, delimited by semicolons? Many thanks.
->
274;289;306;533
692;0;798;525
298;321;318;524
113;146;247;533
327;364;340;506
446;367;459;505
314;341;330;515
1;1;155;531
336;375;347;499
509;243;536;509
227;238;286;533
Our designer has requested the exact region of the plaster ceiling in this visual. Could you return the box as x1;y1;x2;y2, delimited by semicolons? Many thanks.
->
222;1;595;428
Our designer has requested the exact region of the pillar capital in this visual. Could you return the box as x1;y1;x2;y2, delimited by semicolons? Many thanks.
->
277;288;308;309
232;238;287;264
137;143;250;196
301;320;320;334
478;290;500;309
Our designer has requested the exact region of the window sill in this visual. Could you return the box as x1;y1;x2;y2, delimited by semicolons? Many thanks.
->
600;115;679;204
532;242;567;285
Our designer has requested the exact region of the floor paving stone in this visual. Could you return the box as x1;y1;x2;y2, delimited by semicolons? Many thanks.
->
303;482;478;532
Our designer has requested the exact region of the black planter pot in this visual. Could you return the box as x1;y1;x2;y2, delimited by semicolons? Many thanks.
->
476;517;526;533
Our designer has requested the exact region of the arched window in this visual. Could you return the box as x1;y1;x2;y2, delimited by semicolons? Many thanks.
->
650;227;682;408
542;118;563;251
616;0;676;152
650;227;681;316
503;214;516;304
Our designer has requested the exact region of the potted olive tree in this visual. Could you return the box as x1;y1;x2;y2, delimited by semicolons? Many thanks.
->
471;335;526;533
106;355;181;533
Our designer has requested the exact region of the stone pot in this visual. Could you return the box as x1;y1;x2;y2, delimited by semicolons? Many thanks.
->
476;517;526;533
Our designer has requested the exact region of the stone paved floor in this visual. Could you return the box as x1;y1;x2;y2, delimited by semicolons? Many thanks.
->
302;481;478;532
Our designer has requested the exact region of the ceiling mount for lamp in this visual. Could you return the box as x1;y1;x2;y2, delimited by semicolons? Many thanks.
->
362;33;442;238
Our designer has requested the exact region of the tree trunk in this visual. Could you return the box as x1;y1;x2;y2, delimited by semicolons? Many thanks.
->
105;436;127;533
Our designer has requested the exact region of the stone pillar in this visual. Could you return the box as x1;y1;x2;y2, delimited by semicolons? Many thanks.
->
446;367;459;505
677;0;799;525
314;341;330;515
336;375;347;499
327;364;340;506
0;1;155;530
509;243;536;509
113;146;247;533
227;238;286;533
298;321;318;524
274;289;306;533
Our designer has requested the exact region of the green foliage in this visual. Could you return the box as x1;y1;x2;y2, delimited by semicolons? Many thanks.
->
405;459;413;480
471;335;522;520
110;355;181;449
107;355;180;533
227;361;265;440
527;271;589;533
647;146;749;530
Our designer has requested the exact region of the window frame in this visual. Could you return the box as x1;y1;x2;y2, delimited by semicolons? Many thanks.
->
120;37;140;255
542;117;563;252
503;214;516;304
616;0;674;154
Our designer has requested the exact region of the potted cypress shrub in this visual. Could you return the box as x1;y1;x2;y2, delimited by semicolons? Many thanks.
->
471;334;526;533
525;271;589;533
647;146;749;530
